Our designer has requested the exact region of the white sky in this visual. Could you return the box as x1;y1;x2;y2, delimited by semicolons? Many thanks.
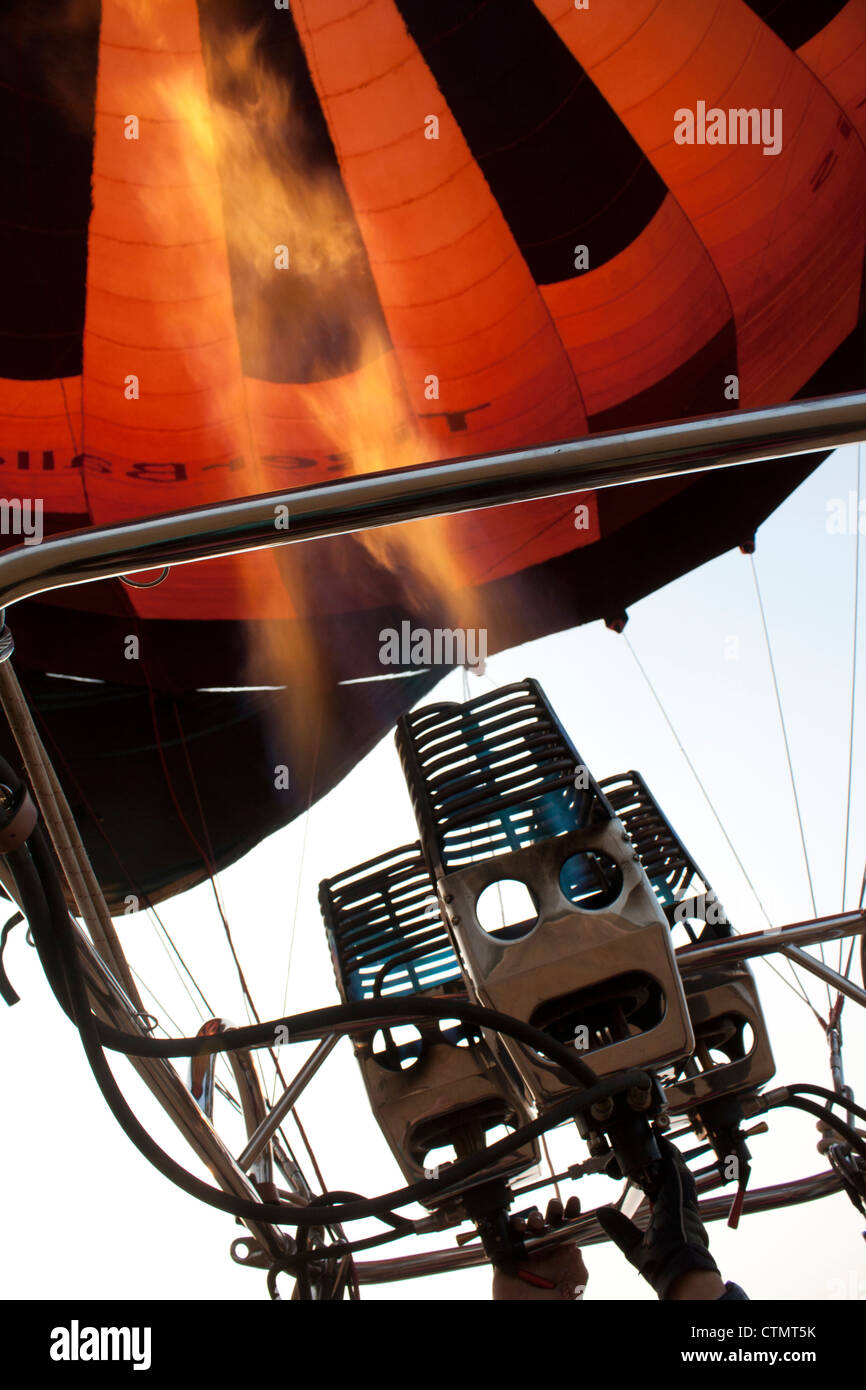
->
2;444;866;1301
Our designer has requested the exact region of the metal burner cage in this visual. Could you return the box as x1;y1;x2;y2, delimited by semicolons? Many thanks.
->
319;843;539;1196
600;770;775;1113
600;770;716;931
395;678;613;880
319;843;462;1008
394;678;697;1100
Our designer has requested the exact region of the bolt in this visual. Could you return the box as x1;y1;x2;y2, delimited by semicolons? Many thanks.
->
627;1082;653;1112
590;1097;615;1124
739;1092;764;1117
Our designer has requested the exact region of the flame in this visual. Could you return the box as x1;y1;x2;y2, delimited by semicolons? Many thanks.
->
74;0;486;756
171;9;484;681
303;329;484;627
163;21;370;374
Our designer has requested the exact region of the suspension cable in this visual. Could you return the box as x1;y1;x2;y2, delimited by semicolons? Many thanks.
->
623;633;819;1017
274;702;322;1098
841;443;861;972
749;556;831;1012
624;634;773;926
171;703;325;1185
750;556;821;925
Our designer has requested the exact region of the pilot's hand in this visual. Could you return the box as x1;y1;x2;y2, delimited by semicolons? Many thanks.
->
595;1137;723;1299
492;1196;587;1300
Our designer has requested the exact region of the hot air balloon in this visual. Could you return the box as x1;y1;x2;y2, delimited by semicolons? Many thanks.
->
0;0;865;1307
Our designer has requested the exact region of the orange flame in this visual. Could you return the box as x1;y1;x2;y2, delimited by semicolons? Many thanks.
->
180;14;484;702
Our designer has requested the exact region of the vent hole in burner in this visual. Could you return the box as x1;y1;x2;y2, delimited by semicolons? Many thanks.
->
475;879;538;939
559;850;623;910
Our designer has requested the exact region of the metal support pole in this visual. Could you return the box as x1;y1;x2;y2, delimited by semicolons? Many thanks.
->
779;944;866;1009
0;393;864;609
73;919;291;1262
0;654;143;1009
351;1173;841;1283
676;911;866;972
237;1036;339;1171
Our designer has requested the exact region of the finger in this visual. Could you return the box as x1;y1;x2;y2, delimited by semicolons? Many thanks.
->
510;1216;527;1236
564;1195;582;1220
546;1199;564;1225
596;1205;643;1257
527;1209;546;1233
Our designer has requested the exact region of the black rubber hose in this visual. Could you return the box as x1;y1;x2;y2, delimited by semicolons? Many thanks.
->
786;1083;866;1126
293;1225;313;1301
763;1094;866;1162
0;757;77;1020
95;996;597;1085
3;839;73;1019
300;1223;415;1263
309;1191;412;1231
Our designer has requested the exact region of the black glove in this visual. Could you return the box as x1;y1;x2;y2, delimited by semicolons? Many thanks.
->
596;1137;720;1299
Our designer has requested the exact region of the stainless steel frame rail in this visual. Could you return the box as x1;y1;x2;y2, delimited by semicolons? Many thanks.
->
677;911;866;1007
352;1172;842;1283
676;912;866;967
0;392;864;608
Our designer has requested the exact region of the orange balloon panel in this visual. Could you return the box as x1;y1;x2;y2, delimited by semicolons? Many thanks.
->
538;0;866;406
